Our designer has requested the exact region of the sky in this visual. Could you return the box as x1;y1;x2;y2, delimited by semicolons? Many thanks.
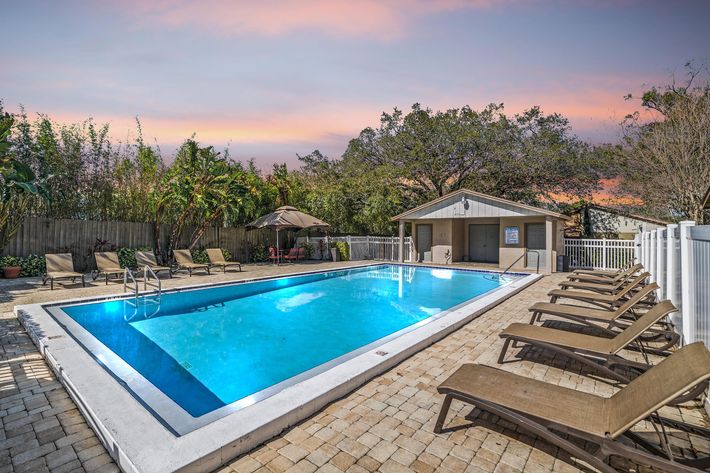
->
2;0;710;169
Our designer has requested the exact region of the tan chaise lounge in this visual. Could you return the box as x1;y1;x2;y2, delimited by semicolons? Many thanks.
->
568;262;643;284
548;272;652;309
530;282;658;326
173;249;210;276
206;248;241;272
559;267;642;293
435;342;710;473
42;253;85;290
92;251;126;285
529;283;677;348
498;300;677;383
135;251;172;278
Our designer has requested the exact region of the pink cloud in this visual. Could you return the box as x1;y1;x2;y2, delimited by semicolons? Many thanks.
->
113;0;511;39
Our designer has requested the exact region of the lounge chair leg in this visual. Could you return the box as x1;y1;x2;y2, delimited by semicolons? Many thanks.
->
82;275;85;287
50;278;54;290
498;338;512;364
434;395;453;434
529;311;539;325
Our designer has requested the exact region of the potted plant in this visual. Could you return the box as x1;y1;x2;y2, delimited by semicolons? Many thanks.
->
330;243;340;262
1;255;21;279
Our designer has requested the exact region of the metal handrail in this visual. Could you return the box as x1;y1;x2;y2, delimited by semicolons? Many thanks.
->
500;252;526;277
143;265;162;295
123;268;138;298
498;249;542;277
527;250;542;274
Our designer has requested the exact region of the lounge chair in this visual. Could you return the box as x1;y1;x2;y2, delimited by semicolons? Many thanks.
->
548;272;652;309
529;282;659;327
498;300;677;383
206;248;241;272
559;268;642;293
135;251;172;278
568;263;643;284
283;247;300;263
435;342;710;473
42;253;85;290
173;249;210;276
92;252;126;285
268;247;280;264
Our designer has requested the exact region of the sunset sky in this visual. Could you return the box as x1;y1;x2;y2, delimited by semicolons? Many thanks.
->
3;0;709;168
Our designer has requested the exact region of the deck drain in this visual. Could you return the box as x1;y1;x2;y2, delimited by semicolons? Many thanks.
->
47;335;63;340
375;350;388;356
181;361;193;369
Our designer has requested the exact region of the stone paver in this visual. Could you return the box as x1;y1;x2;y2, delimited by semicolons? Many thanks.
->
1;262;708;472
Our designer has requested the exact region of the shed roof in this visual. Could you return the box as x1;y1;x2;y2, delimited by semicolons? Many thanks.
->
391;189;569;221
585;204;672;226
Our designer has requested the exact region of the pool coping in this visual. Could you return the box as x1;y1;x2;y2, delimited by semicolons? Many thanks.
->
15;263;542;473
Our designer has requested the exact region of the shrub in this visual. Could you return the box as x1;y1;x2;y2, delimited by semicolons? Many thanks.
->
191;248;209;264
298;242;314;259
19;254;45;277
250;243;269;263
331;241;350;261
0;255;20;268
117;246;153;269
0;254;46;277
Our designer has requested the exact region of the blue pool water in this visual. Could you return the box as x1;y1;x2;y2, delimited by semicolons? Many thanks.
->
58;264;515;418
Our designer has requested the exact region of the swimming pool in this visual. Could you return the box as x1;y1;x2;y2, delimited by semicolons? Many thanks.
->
21;263;538;472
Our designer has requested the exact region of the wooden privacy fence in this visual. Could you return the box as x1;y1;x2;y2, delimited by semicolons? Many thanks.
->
4;217;273;271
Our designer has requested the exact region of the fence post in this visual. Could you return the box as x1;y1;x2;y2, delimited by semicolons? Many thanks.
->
655;228;665;299
650;231;658;284
679;220;696;344
666;224;678;325
601;239;607;270
634;234;641;263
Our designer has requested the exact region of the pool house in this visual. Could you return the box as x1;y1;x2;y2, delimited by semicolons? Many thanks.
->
393;189;568;273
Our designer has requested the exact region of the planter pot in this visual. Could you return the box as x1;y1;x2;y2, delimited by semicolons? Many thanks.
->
3;266;21;279
330;248;340;262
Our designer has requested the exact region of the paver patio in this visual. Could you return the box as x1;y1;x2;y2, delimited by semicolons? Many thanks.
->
1;262;708;472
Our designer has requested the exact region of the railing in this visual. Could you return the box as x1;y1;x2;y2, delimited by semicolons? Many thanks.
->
563;238;635;270
123;268;138;298
143;265;162;294
637;222;710;348
295;236;413;262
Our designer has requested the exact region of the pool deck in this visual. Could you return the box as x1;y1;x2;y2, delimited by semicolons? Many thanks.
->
1;261;709;473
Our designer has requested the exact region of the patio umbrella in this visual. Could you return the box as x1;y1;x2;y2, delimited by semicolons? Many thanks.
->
246;206;330;250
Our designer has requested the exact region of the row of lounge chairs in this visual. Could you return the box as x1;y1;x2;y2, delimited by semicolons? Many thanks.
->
42;249;242;289
434;263;710;473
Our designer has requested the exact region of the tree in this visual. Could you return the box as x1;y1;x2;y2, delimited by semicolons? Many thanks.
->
0;112;48;252
154;139;258;257
620;65;710;223
343;103;607;207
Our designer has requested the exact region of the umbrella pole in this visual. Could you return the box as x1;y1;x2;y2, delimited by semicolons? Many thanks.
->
276;230;280;265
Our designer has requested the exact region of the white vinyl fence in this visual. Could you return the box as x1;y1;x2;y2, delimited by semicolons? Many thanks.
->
296;236;413;262
563;238;636;270
637;222;710;347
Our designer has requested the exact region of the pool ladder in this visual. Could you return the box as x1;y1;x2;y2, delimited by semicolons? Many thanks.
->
123;266;162;319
